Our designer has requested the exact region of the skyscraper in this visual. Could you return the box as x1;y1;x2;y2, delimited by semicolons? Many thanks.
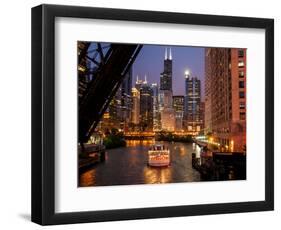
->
159;48;175;131
160;48;173;91
184;71;201;133
151;83;161;131
131;87;140;125
173;96;185;131
135;75;143;91
139;78;153;131
205;48;246;152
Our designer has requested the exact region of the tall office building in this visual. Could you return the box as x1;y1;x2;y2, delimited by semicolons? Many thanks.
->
135;75;144;91
159;48;175;131
151;83;161;131
205;48;246;152
160;48;173;91
139;79;153;131
184;72;201;133
161;108;176;132
173;96;185;131
131;87;140;125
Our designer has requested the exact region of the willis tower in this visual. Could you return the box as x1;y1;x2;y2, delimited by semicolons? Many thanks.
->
159;48;175;131
160;48;173;91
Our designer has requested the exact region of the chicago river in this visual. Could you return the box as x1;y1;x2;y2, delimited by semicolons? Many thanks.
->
79;141;200;187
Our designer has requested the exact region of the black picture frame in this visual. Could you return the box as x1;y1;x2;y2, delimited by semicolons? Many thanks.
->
31;4;274;225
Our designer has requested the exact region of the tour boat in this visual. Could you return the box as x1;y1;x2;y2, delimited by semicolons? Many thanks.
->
147;144;170;167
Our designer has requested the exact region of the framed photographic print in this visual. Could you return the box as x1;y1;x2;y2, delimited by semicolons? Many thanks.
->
31;4;274;225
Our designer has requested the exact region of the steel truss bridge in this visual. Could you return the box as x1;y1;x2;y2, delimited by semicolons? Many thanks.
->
78;42;142;144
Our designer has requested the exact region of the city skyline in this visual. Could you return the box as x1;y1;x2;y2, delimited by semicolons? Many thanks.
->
97;44;205;134
132;45;205;97
78;41;247;187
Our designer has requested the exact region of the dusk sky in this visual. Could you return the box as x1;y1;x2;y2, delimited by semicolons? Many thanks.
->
87;42;205;98
132;45;205;97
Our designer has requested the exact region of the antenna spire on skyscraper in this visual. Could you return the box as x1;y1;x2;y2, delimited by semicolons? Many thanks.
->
169;48;172;60
165;48;168;60
144;74;147;84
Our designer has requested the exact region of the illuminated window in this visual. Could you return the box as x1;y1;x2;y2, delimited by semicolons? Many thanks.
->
238;61;245;67
240;102;245;109
239;71;244;78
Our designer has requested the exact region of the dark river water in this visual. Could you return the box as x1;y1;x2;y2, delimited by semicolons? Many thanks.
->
79;140;201;187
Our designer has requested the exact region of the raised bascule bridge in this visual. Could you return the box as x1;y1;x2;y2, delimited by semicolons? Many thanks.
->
78;42;142;145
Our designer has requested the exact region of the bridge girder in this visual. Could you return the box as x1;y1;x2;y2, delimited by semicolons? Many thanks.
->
78;42;142;143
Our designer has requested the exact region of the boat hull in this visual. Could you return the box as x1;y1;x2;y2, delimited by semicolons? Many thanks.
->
148;161;170;167
147;144;171;167
147;151;170;167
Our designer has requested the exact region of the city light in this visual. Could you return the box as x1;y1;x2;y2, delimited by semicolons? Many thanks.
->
195;135;207;140
184;69;190;78
78;65;86;72
78;42;247;187
230;140;234;152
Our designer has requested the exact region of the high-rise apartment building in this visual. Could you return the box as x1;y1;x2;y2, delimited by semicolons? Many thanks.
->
205;48;246;152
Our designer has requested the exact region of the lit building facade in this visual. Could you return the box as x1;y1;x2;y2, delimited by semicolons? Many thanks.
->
131;87;140;125
173;96;185;131
151;83;161;131
139;79;153;131
161;109;176;132
205;48;246;152
184;73;202;133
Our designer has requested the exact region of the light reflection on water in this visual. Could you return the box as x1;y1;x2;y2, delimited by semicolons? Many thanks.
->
79;141;200;187
79;168;96;187
126;139;155;147
143;166;172;184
